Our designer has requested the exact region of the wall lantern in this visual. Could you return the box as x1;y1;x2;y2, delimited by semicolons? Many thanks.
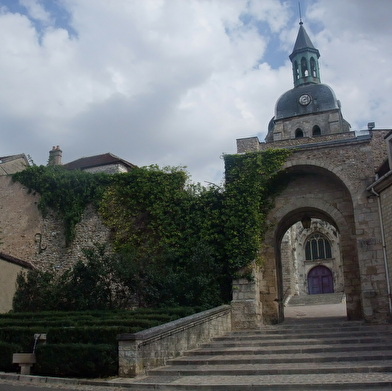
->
301;215;311;229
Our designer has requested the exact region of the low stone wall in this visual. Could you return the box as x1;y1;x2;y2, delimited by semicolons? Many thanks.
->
117;305;231;377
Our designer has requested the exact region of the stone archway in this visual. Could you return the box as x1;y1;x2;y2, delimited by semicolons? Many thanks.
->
258;163;362;324
231;151;391;328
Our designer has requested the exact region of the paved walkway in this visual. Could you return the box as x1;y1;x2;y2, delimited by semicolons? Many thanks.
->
284;302;347;323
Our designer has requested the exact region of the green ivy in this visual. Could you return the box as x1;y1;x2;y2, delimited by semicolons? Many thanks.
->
12;149;289;307
223;149;291;274
12;166;111;244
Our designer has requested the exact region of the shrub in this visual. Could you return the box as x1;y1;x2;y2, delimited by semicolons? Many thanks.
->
35;344;117;378
0;342;22;372
0;327;47;351
46;326;140;345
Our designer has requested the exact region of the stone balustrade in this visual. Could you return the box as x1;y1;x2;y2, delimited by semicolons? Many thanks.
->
117;305;231;377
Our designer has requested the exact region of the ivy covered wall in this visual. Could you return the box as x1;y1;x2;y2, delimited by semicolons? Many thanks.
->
12;149;289;309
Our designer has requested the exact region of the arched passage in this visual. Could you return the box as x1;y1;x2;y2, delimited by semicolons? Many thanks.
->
259;164;362;324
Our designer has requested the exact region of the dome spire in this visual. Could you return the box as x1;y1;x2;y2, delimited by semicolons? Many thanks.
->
289;18;321;87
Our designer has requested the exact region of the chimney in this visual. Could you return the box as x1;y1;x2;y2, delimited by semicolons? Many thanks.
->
368;122;375;130
48;146;62;166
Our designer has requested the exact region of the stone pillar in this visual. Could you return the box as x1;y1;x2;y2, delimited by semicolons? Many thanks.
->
231;262;262;329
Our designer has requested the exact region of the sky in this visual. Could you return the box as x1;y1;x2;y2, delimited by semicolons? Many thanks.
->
0;0;391;185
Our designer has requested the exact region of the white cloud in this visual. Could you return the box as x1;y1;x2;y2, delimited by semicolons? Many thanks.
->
306;0;392;129
0;0;391;184
20;0;52;25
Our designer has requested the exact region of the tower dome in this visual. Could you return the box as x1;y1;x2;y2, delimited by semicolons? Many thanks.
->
275;83;339;120
266;22;350;142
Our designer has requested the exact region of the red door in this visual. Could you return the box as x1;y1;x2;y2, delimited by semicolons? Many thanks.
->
308;265;334;295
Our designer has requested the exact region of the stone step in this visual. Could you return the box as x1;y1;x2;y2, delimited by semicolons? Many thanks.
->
232;322;391;332
213;329;392;340
202;336;392;347
184;342;392;359
110;315;392;390
174;352;392;365
256;322;385;331
148;360;392;376
107;373;392;390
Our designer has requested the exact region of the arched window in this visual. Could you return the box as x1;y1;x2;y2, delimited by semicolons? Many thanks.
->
295;128;304;138
312;125;321;136
310;57;317;78
305;233;332;260
301;57;308;77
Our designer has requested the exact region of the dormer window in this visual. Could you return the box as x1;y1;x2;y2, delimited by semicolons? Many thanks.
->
295;128;304;138
312;125;321;136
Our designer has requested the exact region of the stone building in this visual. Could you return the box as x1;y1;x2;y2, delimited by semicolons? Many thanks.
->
0;252;34;312
0;153;35;312
367;131;392;316
280;219;344;300
233;21;392;327
63;151;137;174
48;145;137;174
0;148;137;312
0;154;29;175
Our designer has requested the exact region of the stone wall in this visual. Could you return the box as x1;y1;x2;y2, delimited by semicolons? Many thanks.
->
0;176;42;262
236;131;357;153
231;263;263;328
379;180;392;313
117;305;231;377
0;176;111;273
84;163;129;174
272;110;348;141
33;204;111;272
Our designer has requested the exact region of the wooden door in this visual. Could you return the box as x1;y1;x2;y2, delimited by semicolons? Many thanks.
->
308;265;333;294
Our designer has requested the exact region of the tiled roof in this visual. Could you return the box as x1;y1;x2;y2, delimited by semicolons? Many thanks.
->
0;252;34;269
63;153;137;171
289;23;320;61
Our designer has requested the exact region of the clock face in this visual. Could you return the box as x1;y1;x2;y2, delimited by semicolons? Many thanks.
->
299;94;311;106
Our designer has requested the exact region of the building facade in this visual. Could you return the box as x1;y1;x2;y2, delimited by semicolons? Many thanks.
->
233;22;391;326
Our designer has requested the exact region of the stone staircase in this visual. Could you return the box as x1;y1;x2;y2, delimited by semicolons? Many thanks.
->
111;316;392;390
287;292;345;306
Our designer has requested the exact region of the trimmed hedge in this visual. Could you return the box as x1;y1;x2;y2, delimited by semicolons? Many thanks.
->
46;326;141;344
0;342;22;372
0;317;175;328
0;327;49;351
35;344;117;378
0;307;202;377
0;319;76;328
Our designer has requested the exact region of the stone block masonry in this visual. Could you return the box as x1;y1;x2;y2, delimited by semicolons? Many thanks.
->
0;176;111;273
117;305;231;377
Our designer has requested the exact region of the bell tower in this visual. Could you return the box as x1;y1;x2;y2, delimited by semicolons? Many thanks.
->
289;22;321;87
263;21;350;143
